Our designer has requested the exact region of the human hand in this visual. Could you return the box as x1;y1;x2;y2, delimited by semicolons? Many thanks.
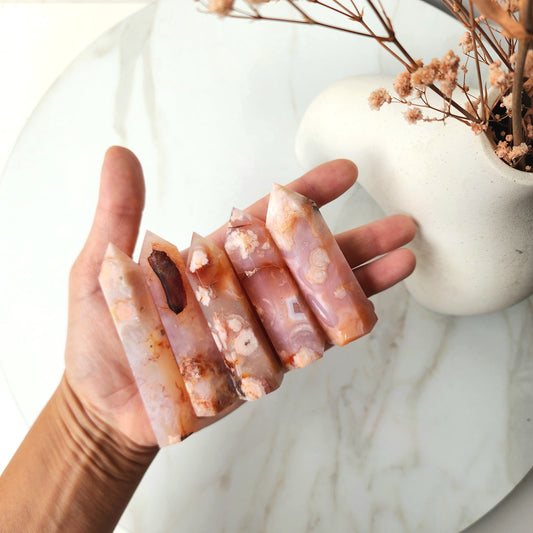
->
64;147;416;449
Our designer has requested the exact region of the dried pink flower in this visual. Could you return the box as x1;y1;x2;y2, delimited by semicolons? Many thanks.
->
438;50;459;97
429;58;441;71
404;107;423;124
471;123;486;135
208;0;234;15
488;62;511;90
495;140;510;160
393;71;412;98
495;140;528;162
440;50;460;76
459;31;474;53
368;88;392;110
440;79;456;97
411;64;438;88
509;143;528;161
501;93;513;111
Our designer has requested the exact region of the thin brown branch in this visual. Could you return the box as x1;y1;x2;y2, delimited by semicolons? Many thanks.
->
321;0;419;68
389;98;474;123
312;0;362;21
512;40;528;145
469;0;486;122
479;18;507;64
471;0;531;39
225;11;391;41
511;0;533;153
366;0;395;36
441;0;508;67
330;0;361;20
286;0;313;22
427;82;479;122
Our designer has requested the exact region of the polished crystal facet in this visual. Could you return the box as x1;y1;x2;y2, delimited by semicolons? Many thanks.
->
139;231;239;417
186;233;283;400
266;184;378;346
225;208;325;369
99;243;197;446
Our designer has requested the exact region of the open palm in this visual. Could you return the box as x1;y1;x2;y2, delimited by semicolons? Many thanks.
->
64;147;416;448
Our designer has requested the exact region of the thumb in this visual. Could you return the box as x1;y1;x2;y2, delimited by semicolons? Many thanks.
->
70;146;145;300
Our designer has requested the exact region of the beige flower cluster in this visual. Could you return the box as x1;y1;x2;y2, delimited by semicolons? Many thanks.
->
368;88;392;110
458;31;474;54
368;50;460;124
404;107;423;124
393;51;460;99
495;140;529;163
488;61;513;91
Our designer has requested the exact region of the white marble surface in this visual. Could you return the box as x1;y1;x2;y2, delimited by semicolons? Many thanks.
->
1;1;533;532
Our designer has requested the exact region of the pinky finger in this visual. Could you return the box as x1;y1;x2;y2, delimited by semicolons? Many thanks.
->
355;248;416;297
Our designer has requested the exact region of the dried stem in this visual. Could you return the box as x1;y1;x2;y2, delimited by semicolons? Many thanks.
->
441;0;508;67
469;0;486;122
201;0;533;170
512;0;533;152
427;82;479;122
225;1;394;42
512;42;527;146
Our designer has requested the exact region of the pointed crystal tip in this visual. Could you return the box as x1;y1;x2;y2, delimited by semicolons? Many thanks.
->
103;242;128;262
270;182;313;207
190;231;203;244
229;207;255;228
266;183;312;251
143;229;159;242
229;207;246;225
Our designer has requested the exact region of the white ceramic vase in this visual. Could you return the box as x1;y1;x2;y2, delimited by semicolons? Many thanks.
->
296;74;533;315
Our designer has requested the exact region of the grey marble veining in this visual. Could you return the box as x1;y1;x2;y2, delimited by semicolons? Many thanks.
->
0;1;532;531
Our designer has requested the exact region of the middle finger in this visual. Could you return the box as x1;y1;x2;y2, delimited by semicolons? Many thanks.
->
336;214;417;268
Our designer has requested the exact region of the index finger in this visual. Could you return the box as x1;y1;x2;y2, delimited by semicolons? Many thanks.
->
207;159;358;248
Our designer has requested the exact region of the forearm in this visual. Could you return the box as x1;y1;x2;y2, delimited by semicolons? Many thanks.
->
0;375;158;533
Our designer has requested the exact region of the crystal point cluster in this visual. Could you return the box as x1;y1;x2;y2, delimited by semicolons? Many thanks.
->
225;208;325;369
266;184;378;346
99;183;378;446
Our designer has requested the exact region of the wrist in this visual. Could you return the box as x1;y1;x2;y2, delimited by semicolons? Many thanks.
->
0;376;157;533
56;374;158;484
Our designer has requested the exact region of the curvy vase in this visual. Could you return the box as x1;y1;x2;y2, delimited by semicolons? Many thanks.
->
296;74;533;315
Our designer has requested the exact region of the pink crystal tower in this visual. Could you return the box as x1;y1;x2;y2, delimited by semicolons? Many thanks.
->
139;231;239;417
186;233;283;400
98;243;197;446
225;208;325;369
266;184;378;346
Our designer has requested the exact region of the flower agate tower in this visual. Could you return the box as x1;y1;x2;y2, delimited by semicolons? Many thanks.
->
99;243;197;446
186;233;283;400
139;231;239;417
225;208;325;369
266;184;377;346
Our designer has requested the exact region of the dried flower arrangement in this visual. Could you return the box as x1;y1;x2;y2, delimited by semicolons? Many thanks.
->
197;0;533;170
